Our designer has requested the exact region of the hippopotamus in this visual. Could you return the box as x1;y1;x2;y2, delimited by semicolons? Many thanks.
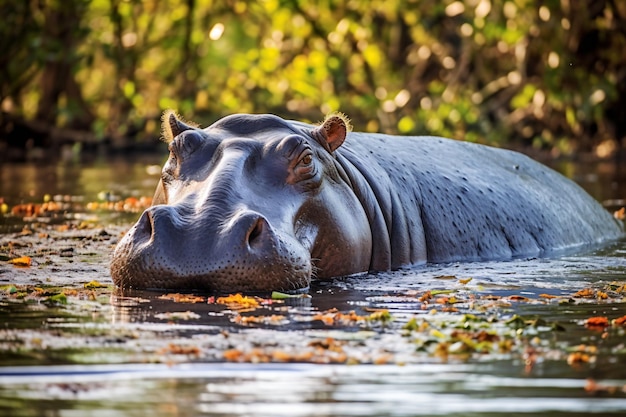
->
110;112;623;292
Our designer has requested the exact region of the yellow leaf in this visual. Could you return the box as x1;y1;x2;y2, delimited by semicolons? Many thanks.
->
216;293;260;309
84;280;108;289
430;329;445;338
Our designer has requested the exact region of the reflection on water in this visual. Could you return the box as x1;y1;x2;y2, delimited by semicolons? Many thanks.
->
1;153;626;416
1;153;625;212
0;154;164;233
553;158;626;209
0;154;164;205
1;363;626;417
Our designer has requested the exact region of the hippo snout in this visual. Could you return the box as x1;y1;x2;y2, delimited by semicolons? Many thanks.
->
110;205;313;292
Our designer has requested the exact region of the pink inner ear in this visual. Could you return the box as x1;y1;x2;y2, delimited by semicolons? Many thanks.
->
322;116;347;152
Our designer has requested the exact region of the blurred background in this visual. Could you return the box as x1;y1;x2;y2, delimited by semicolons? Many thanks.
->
1;0;624;160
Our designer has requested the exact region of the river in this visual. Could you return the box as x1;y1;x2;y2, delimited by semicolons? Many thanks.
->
0;152;625;416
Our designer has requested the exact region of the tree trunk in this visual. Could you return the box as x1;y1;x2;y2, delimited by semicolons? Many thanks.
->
35;1;93;140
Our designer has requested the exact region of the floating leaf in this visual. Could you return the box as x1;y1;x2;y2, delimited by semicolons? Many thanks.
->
271;291;311;300
612;315;626;327
215;293;260;309
403;317;421;332
1;285;18;294
159;293;205;303
585;316;609;329
539;293;558;299
47;293;67;305
567;352;593;366
158;343;201;356
8;256;31;267
504;314;526;329
367;310;393;324
434;275;456;280
234;314;287;325
430;289;456;295
84;280;108;289
573;288;595;298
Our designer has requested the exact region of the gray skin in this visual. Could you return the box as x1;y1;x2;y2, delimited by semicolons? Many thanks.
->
110;113;623;292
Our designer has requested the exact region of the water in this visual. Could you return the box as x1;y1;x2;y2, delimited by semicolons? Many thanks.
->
0;154;626;416
2;362;625;417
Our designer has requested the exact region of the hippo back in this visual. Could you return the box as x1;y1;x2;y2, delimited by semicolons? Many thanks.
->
336;132;623;265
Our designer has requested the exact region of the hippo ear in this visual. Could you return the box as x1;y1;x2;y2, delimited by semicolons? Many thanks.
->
312;113;351;153
161;110;198;143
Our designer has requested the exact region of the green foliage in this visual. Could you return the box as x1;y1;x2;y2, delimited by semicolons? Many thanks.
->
0;2;45;109
1;0;625;153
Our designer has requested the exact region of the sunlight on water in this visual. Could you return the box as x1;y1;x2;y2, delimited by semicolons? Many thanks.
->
1;363;626;416
1;156;625;416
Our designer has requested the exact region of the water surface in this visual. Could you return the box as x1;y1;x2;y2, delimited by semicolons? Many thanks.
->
0;154;625;416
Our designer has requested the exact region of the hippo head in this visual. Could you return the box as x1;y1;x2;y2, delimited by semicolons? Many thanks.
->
110;112;372;292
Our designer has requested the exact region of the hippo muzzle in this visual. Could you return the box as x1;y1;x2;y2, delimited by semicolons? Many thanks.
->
111;204;312;292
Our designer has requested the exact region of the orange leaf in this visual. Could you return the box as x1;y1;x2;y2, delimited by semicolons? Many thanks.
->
271;350;293;362
573;288;595;298
539;294;558;299
216;293;260;309
585;316;609;329
567;352;591;366
159;293;205;303
612;315;626;326
8;256;31;267
418;291;433;302
223;349;243;361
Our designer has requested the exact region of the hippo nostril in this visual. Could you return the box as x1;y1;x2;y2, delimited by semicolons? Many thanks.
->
135;208;154;238
137;205;179;243
147;209;156;232
246;217;267;249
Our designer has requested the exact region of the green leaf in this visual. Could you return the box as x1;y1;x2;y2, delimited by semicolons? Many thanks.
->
271;291;311;300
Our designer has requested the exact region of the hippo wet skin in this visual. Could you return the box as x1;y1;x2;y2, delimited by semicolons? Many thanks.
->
110;112;623;292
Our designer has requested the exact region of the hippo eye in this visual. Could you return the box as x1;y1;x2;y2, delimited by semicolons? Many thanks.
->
295;149;314;170
163;131;205;180
162;150;179;180
290;148;318;186
171;131;203;157
300;154;313;165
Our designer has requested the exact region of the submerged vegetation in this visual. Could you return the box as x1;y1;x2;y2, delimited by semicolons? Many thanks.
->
1;0;625;156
